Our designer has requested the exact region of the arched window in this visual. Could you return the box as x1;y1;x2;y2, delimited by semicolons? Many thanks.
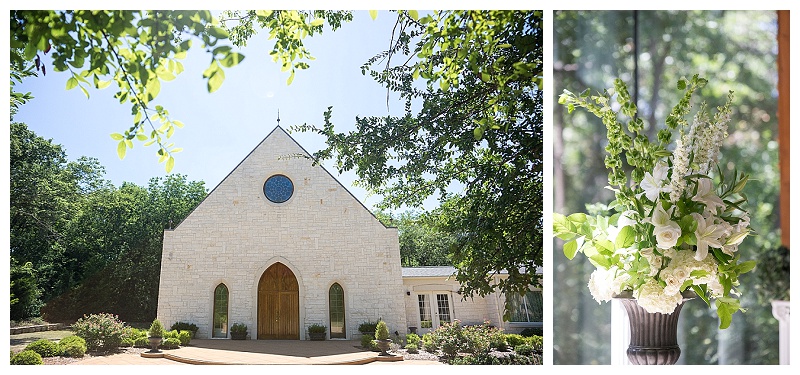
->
329;283;346;339
213;283;229;338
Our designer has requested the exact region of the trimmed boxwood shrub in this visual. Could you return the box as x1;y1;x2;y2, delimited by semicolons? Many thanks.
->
421;332;438;352
134;336;150;348
162;337;181;349
178;331;192;346
404;343;419;354
405;333;420;346
504;333;527;347
11;350;43;365
58;335;87;358
25;339;61;357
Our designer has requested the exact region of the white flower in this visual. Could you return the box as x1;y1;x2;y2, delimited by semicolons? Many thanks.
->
692;213;727;261
617;210;637;229
640;162;672;202
654;222;682;249
588;267;628;303
662;271;682;296
692;178;726;215
636;279;683;314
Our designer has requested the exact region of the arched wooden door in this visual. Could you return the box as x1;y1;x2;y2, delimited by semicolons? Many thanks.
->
258;263;299;339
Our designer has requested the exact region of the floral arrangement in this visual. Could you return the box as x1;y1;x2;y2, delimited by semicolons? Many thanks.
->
553;75;755;329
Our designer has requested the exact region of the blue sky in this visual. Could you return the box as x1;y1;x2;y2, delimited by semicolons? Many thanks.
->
10;10;431;212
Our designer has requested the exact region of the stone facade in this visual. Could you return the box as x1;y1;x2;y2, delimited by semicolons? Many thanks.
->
157;126;406;340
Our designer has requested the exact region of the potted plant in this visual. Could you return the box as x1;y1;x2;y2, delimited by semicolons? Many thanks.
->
170;321;199;338
374;320;392;356
147;319;166;353
358;321;377;337
307;323;327;341
230;323;247;340
554;75;755;365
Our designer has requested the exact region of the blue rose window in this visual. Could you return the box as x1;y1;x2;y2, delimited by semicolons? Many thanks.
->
263;175;294;203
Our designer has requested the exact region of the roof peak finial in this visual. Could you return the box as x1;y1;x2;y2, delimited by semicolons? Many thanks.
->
277;109;281;127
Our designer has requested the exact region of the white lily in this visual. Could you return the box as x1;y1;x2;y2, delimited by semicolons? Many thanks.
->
692;178;726;214
691;213;727;261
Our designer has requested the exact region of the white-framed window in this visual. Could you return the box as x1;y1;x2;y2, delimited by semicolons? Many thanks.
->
436;293;451;324
418;294;432;328
508;290;542;323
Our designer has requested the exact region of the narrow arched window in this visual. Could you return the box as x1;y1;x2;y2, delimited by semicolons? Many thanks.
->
329;283;346;339
213;283;229;338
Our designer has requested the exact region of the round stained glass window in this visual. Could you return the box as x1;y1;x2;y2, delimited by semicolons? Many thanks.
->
263;175;294;203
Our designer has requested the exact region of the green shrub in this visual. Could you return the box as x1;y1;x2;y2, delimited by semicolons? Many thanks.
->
308;323;327;334
514;343;537;356
148;319;166;338
170;321;198;334
358;321;378;334
426;321;500;357
504;333;526;347
422;332;438;352
230;323;247;333
25;339;61;357
72;313;126;351
490;334;509;352
360;333;375;349
162;338;181;349
165;330;180;340
119;338;134;347
58;336;87;358
375;320;390;340
520;327;541;337
404;343;419;354
405;333;420;346
525;335;543;350
134;336;150;348
448;352;535;365
10;350;43;365
178;330;192;346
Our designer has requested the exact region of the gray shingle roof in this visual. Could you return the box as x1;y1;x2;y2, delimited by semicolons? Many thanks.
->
401;266;457;278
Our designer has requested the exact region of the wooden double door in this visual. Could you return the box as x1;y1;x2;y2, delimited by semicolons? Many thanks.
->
257;263;299;339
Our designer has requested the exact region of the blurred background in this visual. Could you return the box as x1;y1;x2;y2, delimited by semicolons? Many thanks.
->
552;10;789;365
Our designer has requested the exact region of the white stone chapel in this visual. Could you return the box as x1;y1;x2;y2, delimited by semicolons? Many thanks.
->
156;126;541;340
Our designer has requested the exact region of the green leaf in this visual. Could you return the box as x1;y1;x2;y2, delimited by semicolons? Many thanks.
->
220;52;245;68
310;18;324;27
473;127;484;141
286;70;295;85
136;134;148;141
66;77;78;90
408;10;419;20
207;67;225;93
166;156;175;173
369;10;378;20
563;240;578;260
615;225;635;249
117;141;127;160
110;133;124;141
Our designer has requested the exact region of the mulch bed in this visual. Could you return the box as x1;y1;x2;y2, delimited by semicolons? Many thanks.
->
41;347;148;365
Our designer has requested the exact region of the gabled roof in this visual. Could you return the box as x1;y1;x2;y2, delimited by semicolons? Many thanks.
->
168;125;393;231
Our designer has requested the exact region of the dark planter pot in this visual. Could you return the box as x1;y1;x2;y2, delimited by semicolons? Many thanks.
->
309;332;326;341
615;292;695;365
148;337;163;353
230;331;247;340
375;339;392;356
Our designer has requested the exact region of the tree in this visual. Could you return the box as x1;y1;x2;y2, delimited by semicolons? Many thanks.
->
292;10;543;311
10;10;346;171
376;211;453;267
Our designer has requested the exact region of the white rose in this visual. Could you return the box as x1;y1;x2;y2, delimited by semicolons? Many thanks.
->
654;222;682;249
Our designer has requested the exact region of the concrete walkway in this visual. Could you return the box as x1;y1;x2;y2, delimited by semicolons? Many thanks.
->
72;339;443;365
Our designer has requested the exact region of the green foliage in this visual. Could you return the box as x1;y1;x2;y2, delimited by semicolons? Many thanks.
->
307;323;326;334
170;321;198;333
148;319;166;338
376;211;453;266
513;343;537;357
375;320;390;340
9;258;40;321
426;320;503;357
448;352;539;365
220;10;353;85
59;336;87;357
404;343;419;353
519;327;540;337
504;334;527;347
119;338;134;348
134;336;150;348
177;331;192;346
24;339;61;357
358;321;378;333
360;333;375;349
293;10;543;314
10;11;239;171
10;350;43;365
753;245;790;303
72;313;126;351
162;337;181;349
421;333;438;352
230;323;247;333
405;333;421;346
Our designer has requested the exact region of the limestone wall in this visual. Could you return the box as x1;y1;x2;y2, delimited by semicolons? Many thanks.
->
157;127;406;339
